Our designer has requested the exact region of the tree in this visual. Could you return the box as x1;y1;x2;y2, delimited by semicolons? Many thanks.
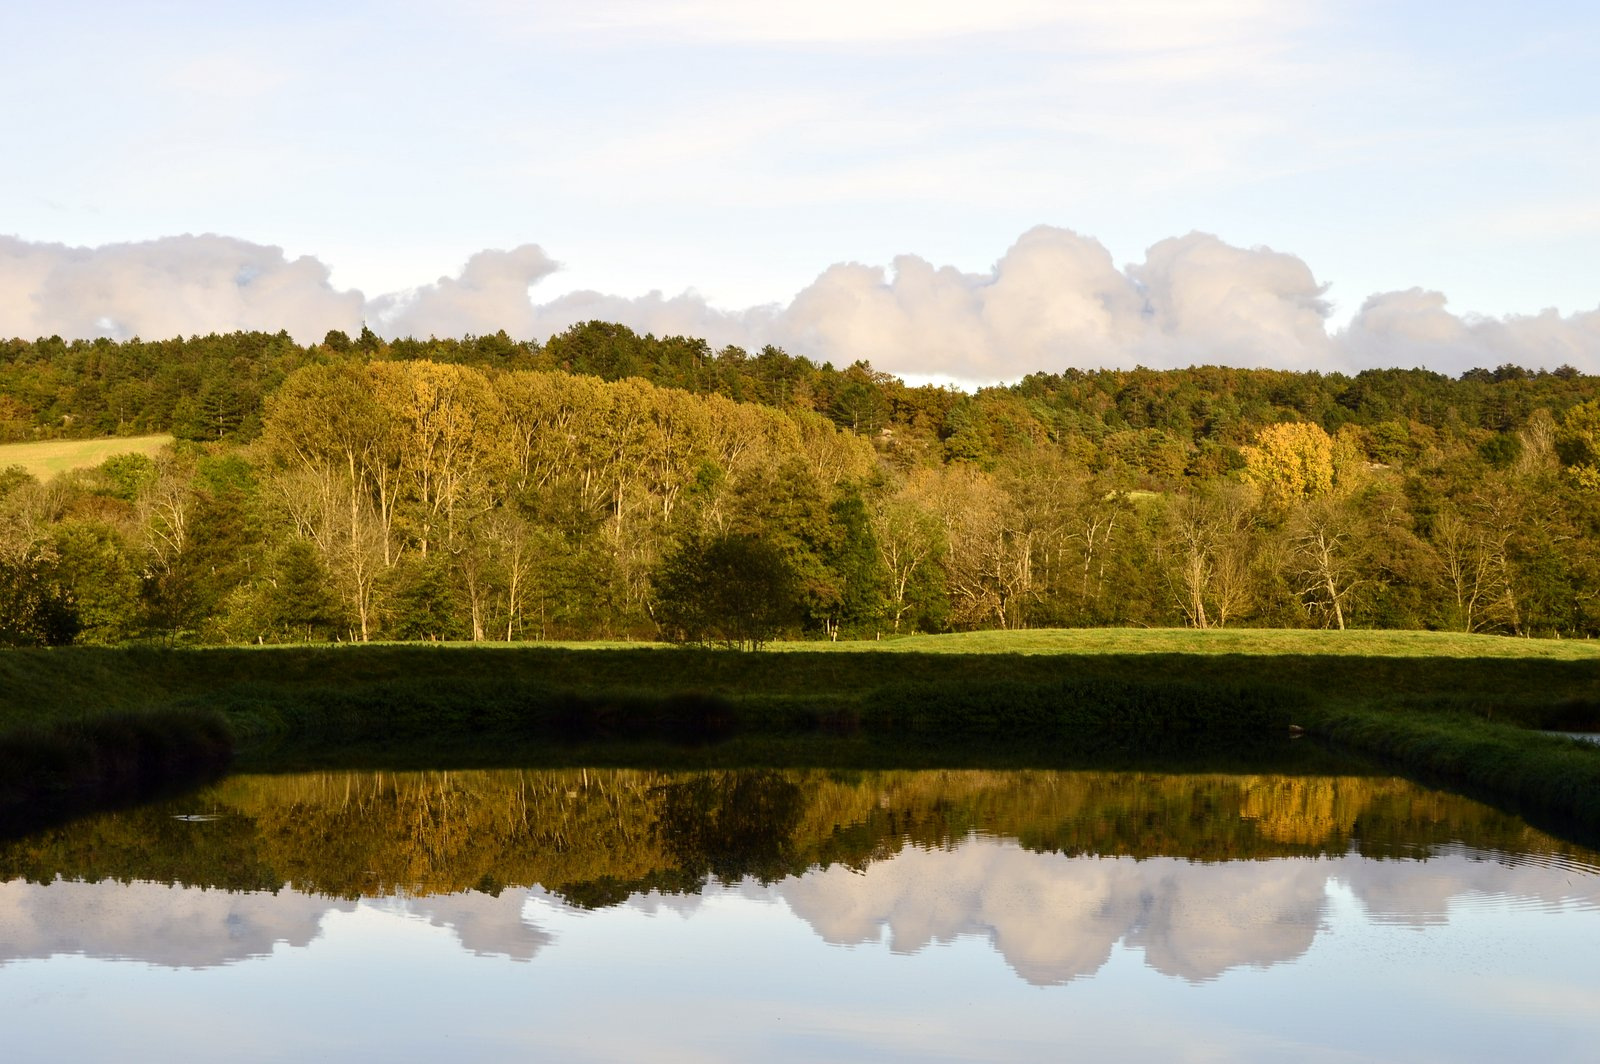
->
1241;422;1362;505
902;465;1021;628
1431;502;1512;633
0;547;79;646
1159;482;1258;629
261;540;347;641
819;491;891;638
50;521;141;644
369;361;511;559
871;486;947;633
1283;498;1369;630
1557;399;1600;490
654;532;799;650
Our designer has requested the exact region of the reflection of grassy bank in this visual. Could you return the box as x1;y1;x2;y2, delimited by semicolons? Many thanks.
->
1305;709;1600;833
1;630;1599;833
3;768;1591;903
0;709;232;837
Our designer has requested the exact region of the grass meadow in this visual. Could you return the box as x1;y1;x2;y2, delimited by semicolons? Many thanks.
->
0;434;174;479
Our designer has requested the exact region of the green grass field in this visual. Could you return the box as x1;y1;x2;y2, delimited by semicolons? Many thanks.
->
310;628;1600;660
795;628;1600;660
0;434;174;479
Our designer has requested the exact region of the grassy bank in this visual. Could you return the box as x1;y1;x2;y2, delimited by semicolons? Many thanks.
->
2;629;1599;833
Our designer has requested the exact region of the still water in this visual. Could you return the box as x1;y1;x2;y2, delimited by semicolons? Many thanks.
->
3;768;1600;1062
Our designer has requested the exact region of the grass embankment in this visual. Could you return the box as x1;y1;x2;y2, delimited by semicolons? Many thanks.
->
2;629;1599;835
0;433;174;479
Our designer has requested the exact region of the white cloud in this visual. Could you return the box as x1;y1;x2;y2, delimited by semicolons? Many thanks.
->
774;227;1147;380
1130;232;1334;369
369;245;560;341
0;234;363;344
3;229;1598;380
1341;289;1600;372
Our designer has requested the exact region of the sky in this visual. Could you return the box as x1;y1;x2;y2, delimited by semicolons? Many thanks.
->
3;1;1599;384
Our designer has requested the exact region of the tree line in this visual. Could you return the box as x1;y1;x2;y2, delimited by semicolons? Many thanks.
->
3;323;1600;644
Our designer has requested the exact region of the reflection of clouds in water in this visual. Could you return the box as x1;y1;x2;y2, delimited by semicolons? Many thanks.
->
765;843;1326;984
0;878;353;969
759;838;1600;985
1342;846;1600;927
0;881;560;968
621;888;713;918
1126;860;1328;982
384;889;554;962
5;842;1598;980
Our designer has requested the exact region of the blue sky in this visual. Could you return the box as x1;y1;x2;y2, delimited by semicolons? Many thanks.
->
4;1;1598;380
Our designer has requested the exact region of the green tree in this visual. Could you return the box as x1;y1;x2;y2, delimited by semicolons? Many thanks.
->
0;547;79;646
654;532;799;649
50;521;141;644
261;540;347;641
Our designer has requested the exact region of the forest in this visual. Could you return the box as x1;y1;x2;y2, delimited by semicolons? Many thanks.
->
3;322;1600;645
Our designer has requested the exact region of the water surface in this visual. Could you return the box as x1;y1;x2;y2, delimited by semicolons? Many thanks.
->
4;768;1599;1062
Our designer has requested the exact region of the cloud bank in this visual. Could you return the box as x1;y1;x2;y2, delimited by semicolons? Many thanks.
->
4;229;1598;383
0;234;365;345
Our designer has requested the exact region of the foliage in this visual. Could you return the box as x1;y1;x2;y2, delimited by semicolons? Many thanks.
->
3;632;1600;832
0;708;232;836
1307;707;1600;835
4;325;1600;644
0;547;79;646
654;532;800;649
9;762;1599;905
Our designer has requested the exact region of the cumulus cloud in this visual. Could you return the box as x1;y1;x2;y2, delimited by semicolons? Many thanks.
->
369;245;560;341
0;234;364;344
1340;288;1600;372
1131;231;1334;369
775;229;1147;380
4;229;1599;381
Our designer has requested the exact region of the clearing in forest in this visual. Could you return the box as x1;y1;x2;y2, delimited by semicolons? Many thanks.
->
0;434;174;480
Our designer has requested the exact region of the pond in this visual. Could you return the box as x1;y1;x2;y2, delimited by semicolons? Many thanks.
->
4;767;1600;1062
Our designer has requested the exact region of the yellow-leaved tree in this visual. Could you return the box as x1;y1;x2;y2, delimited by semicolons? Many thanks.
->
1240;421;1364;505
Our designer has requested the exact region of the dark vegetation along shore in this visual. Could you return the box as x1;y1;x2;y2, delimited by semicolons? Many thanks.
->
3;630;1599;843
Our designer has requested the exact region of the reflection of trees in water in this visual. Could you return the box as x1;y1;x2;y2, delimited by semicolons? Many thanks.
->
3;768;1594;907
652;771;805;884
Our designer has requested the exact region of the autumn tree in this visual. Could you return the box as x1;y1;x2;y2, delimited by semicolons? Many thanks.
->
1158;481;1259;629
